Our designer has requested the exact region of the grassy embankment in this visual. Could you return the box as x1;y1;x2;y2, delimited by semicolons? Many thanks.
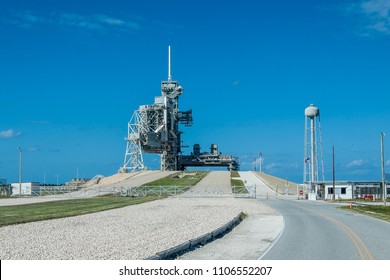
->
230;171;248;194
0;196;160;227
339;204;390;223
0;171;208;227
143;171;208;189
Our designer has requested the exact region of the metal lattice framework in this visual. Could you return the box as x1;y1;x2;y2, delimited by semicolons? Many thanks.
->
303;104;325;193
120;110;145;173
120;46;193;173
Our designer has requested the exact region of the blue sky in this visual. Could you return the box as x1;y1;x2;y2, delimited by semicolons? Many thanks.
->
1;0;390;184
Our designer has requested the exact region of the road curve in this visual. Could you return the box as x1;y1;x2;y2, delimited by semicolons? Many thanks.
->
261;199;390;260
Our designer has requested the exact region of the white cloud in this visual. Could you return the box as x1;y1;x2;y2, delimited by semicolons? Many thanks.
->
264;162;300;172
349;169;370;175
362;0;390;34
58;13;141;32
2;10;47;28
0;129;21;139
59;13;101;30
264;163;281;171
97;15;140;30
3;10;141;33
346;159;365;168
346;0;390;35
27;146;40;152
361;0;390;17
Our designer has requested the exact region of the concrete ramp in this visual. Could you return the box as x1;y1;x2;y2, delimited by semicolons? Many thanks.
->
239;171;279;199
114;171;176;187
254;172;299;196
183;171;233;197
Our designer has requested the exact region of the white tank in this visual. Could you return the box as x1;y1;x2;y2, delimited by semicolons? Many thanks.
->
210;144;218;155
305;104;320;118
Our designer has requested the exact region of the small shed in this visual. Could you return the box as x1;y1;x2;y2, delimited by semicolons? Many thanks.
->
11;182;40;196
323;183;353;200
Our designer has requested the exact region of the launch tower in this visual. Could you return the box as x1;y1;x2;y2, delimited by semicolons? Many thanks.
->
120;46;193;172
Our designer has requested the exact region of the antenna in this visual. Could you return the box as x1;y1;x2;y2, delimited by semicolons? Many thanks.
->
168;45;172;81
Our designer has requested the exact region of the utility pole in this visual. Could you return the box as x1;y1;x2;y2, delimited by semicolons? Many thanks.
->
332;145;335;201
381;132;386;206
259;152;263;172
42;171;45;196
18;147;22;196
285;178;289;195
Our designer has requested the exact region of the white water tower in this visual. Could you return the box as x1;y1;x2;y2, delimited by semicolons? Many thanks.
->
304;104;324;198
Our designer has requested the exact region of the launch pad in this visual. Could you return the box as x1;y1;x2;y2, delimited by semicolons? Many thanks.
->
120;47;239;173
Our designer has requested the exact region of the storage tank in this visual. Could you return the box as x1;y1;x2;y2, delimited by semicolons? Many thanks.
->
193;144;201;156
305;104;320;118
210;144;218;155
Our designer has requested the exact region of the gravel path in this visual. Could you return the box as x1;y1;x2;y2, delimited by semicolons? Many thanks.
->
0;171;281;260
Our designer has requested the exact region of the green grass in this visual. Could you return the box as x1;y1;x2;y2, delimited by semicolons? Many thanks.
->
0;172;210;227
231;179;245;187
340;204;390;223
230;171;248;193
231;174;248;193
143;171;208;187
0;196;161;227
232;186;249;194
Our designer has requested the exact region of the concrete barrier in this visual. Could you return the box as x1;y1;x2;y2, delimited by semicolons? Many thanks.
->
145;212;244;260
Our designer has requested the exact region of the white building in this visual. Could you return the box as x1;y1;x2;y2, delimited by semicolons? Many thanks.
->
323;183;353;200
11;182;40;196
318;181;387;200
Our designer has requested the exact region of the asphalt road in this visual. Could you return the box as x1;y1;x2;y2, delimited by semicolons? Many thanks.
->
261;199;390;260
